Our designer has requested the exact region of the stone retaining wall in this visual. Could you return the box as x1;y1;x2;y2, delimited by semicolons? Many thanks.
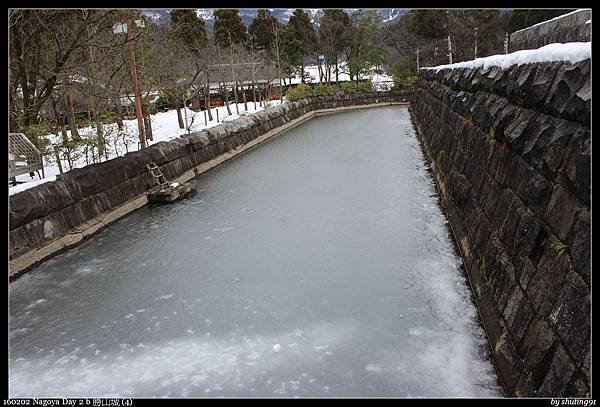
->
410;61;590;397
509;9;591;52
9;92;409;278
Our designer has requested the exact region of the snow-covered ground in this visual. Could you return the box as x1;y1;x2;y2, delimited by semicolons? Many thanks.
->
9;100;283;196
289;62;394;90
422;41;591;72
9;63;393;196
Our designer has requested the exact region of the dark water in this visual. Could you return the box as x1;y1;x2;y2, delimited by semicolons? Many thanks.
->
9;106;502;397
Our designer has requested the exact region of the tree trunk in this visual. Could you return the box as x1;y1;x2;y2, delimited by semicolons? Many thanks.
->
54;146;64;175
94;109;105;159
223;82;232;116
205;87;213;121
176;107;184;129
205;68;213;121
233;82;239;115
228;35;239;115
317;57;323;84
182;102;189;133
335;56;339;83
114;98;124;130
144;111;154;140
242;83;248;111
51;97;69;144
258;86;262;107
65;90;80;140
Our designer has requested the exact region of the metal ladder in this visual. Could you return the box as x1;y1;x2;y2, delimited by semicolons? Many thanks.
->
146;162;169;190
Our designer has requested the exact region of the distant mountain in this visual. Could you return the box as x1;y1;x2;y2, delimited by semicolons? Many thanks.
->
141;8;410;30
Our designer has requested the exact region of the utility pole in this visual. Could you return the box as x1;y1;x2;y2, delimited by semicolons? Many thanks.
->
416;48;420;70
126;19;147;149
504;32;509;54
448;35;453;64
474;27;478;59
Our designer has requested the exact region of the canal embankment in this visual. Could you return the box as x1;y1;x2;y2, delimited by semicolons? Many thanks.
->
410;54;590;397
9;92;409;278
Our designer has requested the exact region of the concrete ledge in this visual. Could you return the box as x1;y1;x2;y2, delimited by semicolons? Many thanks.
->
9;99;408;279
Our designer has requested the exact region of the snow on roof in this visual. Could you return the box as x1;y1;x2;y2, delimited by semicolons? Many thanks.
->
422;42;591;72
512;9;591;34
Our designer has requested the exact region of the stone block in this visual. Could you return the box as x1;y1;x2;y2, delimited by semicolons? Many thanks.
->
9;226;31;258
514;320;558;396
549;270;590;362
503;109;539;156
546;60;590;127
537;344;576;397
515;166;552;218
493;327;523;393
525;234;571;318
523;117;579;181
566;208;590;284
544;182;580;242
562;127;590;204
502;284;536;348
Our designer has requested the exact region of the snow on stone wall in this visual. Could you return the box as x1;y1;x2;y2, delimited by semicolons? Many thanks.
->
509;9;591;52
422;42;591;72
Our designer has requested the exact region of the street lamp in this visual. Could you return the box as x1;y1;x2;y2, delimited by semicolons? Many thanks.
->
113;18;147;149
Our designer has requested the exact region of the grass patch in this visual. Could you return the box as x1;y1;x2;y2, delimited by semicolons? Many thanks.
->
551;241;568;258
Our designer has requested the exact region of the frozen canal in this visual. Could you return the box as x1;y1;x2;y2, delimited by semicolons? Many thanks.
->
10;106;502;397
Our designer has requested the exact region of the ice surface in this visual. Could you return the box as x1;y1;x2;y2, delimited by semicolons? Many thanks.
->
9;107;502;397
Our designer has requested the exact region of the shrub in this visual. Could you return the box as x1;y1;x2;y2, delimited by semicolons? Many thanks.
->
340;82;359;93
311;84;336;97
393;75;417;91
285;84;312;101
154;92;179;111
285;80;374;101
357;80;374;92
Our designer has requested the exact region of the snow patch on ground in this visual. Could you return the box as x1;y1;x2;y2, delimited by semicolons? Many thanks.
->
9;100;283;196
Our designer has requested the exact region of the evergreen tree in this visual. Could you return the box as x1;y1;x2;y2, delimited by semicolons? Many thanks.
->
407;10;448;40
344;9;387;83
213;9;248;48
248;9;278;51
170;9;207;52
318;9;351;83
287;9;317;83
281;24;304;80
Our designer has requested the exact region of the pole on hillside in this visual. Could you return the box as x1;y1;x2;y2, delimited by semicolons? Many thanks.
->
448;35;453;64
504;32;509;54
416;48;420;71
127;19;146;149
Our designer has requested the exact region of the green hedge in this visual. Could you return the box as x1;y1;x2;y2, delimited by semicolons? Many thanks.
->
285;81;374;102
